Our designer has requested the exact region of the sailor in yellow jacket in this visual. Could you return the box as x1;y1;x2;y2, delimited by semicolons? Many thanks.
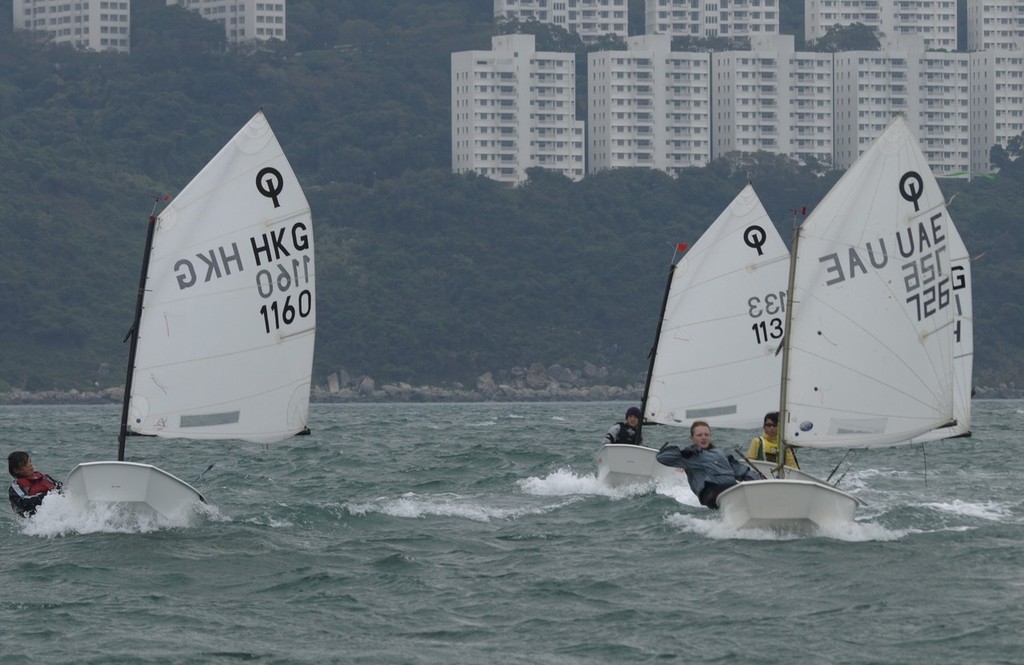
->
747;411;799;468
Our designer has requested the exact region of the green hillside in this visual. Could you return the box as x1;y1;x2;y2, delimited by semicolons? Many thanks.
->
0;0;1020;395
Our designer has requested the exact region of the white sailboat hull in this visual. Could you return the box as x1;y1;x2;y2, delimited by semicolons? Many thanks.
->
716;479;859;530
64;461;206;519
595;444;686;486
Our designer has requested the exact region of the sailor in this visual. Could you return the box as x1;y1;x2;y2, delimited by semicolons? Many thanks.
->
604;406;643;445
656;421;759;509
8;451;62;517
747;411;799;468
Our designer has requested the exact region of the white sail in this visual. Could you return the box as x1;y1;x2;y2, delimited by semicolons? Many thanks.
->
911;219;972;443
127;112;316;443
644;184;789;429
782;116;956;449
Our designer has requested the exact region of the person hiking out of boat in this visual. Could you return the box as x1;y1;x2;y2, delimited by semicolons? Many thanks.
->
656;421;759;509
604;406;643;445
746;411;799;468
8;451;62;518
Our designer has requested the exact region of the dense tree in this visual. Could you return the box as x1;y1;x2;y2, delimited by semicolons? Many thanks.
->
0;0;1020;393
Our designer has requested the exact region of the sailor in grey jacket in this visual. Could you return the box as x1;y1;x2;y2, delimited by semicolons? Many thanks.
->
656;420;759;508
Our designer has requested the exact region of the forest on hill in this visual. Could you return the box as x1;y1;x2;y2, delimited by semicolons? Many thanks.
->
0;0;1021;396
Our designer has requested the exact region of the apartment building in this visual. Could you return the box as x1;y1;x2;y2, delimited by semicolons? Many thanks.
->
494;0;628;44
712;35;834;165
452;34;585;185
167;0;286;43
13;0;131;53
971;50;1024;173
805;0;957;51
589;34;712;175
967;0;1024;52
834;36;970;175
645;0;780;40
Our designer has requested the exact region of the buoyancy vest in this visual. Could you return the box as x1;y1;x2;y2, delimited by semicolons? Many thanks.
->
612;421;641;445
16;472;58;497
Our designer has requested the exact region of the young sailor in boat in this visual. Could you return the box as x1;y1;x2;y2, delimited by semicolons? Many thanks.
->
656;421;759;509
604;406;643;445
8;451;62;517
746;411;799;468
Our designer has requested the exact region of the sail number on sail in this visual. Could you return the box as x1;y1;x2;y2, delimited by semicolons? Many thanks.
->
253;222;313;334
817;209;952;323
171;220;314;335
748;291;786;344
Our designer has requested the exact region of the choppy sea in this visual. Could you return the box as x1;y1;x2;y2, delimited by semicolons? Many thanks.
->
2;400;1022;664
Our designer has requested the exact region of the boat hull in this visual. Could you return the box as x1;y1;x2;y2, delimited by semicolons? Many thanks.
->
716;479;859;530
64;461;206;519
595;444;686;486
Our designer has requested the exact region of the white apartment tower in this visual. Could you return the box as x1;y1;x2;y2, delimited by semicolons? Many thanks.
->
588;34;712;175
493;0;628;44
970;51;1024;173
805;0;957;51
712;35;834;165
645;0;780;40
967;0;1024;52
12;0;131;53
167;1;286;43
452;34;585;185
834;37;970;175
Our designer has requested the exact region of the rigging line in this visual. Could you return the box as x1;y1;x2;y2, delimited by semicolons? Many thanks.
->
825;449;854;484
192;462;215;485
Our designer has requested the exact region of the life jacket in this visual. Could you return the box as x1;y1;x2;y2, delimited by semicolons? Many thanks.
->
612;421;641;445
16;472;57;497
755;436;782;463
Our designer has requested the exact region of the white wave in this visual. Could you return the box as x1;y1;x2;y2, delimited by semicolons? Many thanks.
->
345;492;577;522
920;499;1012;521
19;492;213;537
516;467;658;499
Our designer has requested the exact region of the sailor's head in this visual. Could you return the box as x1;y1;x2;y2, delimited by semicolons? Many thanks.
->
689;421;713;448
625;406;641;424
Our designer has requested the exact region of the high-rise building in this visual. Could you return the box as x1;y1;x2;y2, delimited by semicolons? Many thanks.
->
712;35;834;165
12;0;131;53
589;35;711;174
967;0;1024;52
452;34;585;185
806;0;957;51
494;0;628;44
834;36;970;175
970;50;1024;173
645;0;780;40
167;0;286;43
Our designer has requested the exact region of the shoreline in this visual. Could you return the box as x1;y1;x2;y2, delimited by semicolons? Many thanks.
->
0;384;1020;405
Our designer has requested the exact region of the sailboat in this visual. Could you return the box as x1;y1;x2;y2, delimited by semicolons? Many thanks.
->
596;185;791;485
63;111;316;519
716;115;964;530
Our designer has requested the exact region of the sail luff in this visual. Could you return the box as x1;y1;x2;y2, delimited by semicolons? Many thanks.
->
638;260;678;438
117;213;159;462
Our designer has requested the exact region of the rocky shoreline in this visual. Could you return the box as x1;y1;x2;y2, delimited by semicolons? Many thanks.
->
0;362;1019;405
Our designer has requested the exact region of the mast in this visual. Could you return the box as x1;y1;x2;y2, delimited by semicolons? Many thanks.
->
116;211;159;462
638;259;679;441
776;216;802;478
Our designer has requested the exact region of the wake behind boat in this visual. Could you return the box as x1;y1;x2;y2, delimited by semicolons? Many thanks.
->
717;115;966;530
64;111;316;520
